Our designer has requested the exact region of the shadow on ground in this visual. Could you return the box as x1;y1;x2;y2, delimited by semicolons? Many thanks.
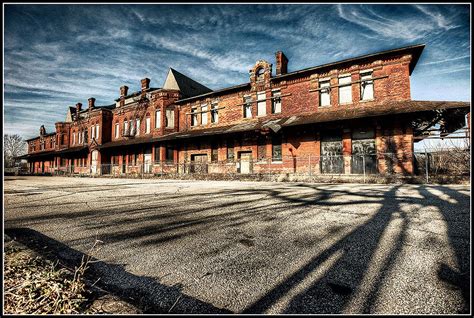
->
4;228;231;314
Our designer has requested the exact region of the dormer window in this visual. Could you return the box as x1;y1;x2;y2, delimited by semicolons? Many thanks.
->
256;68;265;81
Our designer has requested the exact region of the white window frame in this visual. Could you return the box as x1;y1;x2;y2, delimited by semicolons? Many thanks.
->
115;123;119;139
73;132;76;145
136;118;140;136
338;75;352;105
96;124;100;140
257;91;266;116
201;104;208;125
124;121;129;135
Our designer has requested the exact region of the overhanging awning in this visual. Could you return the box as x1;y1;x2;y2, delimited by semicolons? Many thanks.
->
96;100;469;148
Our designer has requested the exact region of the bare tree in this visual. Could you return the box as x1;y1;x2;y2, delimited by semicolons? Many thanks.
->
4;134;27;168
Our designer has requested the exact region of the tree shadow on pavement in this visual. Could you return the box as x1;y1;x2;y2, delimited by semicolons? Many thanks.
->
4;228;232;314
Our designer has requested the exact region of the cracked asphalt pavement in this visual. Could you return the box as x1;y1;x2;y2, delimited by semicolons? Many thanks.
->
4;176;470;314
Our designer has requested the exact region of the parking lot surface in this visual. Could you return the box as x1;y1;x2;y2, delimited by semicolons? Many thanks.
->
4;176;470;314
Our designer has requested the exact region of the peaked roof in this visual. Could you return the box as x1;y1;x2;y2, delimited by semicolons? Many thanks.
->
163;68;212;98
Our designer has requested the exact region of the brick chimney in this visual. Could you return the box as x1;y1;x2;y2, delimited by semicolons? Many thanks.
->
120;85;128;107
75;103;82;120
88;97;95;110
275;51;288;76
120;85;129;97
141;78;150;92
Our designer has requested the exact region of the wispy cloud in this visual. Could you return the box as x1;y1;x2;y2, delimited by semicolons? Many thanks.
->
4;4;470;140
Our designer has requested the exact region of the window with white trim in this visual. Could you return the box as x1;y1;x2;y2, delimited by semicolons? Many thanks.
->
115;123;119;139
73;132;76;145
360;71;374;101
136;119;140;136
96;124;99;139
338;75;352;104
124;120;129;136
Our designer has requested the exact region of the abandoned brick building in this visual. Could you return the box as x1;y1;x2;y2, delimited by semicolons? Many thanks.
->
22;44;470;176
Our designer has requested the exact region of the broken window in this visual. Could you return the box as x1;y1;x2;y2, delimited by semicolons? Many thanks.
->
201;104;208;125
272;90;281;114
243;96;252;118
256;68;265;81
257;91;266;116
338;75;352;104
319;80;331;107
191;107;198;126
360;71;374;101
211;102;218;123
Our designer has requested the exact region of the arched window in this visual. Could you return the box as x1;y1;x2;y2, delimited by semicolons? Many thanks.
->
256;68;265;81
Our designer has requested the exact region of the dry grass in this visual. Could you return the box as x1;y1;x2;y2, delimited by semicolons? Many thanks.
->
3;239;102;314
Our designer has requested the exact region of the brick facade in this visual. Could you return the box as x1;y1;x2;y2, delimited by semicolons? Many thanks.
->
23;44;469;176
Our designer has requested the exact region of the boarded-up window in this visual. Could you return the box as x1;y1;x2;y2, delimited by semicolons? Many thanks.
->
145;116;151;134
201;104;208;125
135;119;140;136
227;140;234;162
166;109;175;128
243;96;252;118
360;71;374;100
166;146;174;162
154;146;160;163
272;90;281;113
338;75;352;104
319;80;331;106
155;110;161;128
211;143;218;162
272;134;282;161
257;91;266;116
257;136;266;160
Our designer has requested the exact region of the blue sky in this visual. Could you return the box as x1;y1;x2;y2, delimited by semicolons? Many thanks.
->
3;4;471;143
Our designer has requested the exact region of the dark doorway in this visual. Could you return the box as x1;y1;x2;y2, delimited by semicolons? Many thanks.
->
351;129;377;174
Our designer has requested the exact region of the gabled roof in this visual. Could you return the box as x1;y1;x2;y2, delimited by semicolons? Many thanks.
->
163;68;212;98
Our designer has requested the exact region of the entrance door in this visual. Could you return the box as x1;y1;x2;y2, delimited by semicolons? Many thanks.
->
321;130;344;174
239;151;252;174
351;129;376;174
190;154;208;173
144;148;152;174
91;150;99;174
